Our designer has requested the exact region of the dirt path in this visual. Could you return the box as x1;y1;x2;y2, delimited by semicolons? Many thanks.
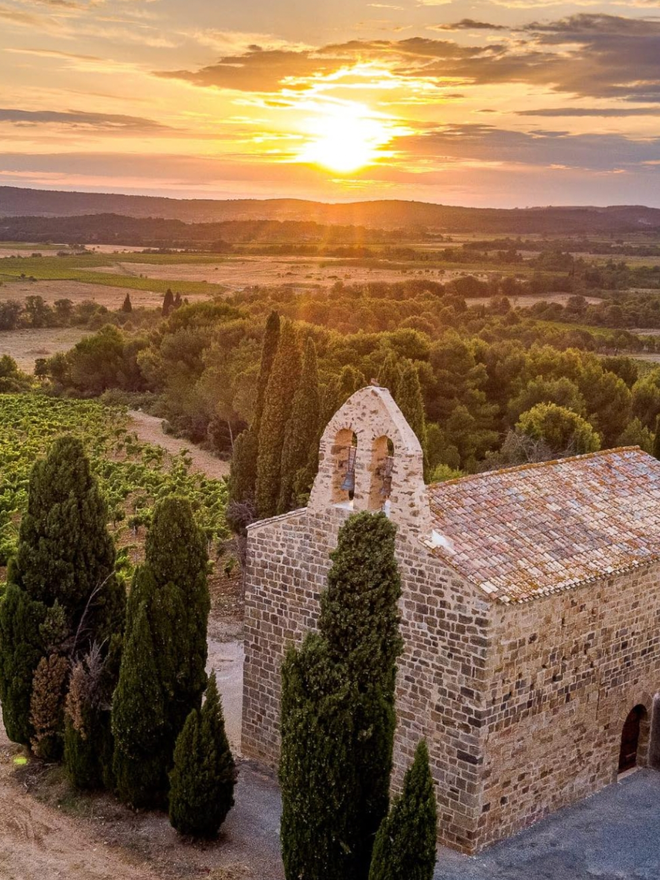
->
127;410;230;479
0;721;282;880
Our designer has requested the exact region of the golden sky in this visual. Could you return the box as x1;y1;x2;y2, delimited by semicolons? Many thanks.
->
1;0;660;206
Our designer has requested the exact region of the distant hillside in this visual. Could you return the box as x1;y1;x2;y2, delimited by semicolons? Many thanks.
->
0;214;406;247
1;186;660;233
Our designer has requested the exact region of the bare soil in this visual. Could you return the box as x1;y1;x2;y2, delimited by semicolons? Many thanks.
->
127;411;230;479
88;256;453;290
0;327;91;372
0;721;282;880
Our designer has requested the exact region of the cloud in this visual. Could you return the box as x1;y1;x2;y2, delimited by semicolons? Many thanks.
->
517;107;659;116
156;16;660;105
523;12;660;36
0;108;170;130
432;19;507;31
156;48;344;93
396;124;660;172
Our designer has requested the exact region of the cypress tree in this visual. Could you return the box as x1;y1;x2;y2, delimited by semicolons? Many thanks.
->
121;293;133;313
228;427;258;508
254;310;281;436
228;311;280;509
368;741;438;880
280;636;357;880
336;365;366;410
112;603;168;808
278;337;320;513
0;436;124;746
162;288;174;317
378;353;400;396
653;414;660;460
256;322;301;518
112;496;210;805
320;512;403;877
396;361;426;449
280;512;403;880
169;673;236;837
143;496;210;739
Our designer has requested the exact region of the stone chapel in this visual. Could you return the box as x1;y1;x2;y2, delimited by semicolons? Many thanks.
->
241;384;660;853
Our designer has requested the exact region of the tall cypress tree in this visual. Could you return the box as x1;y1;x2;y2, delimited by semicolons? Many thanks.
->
112;603;168;808
0;436;124;745
228;428;258;507
168;673;236;837
112;496;210;806
396;361;426;449
378;353;401;396
228;310;280;508
278;337;320;514
121;293;133;313
368;741;438;880
280;512;402;880
254;310;281;436
256;322;301;518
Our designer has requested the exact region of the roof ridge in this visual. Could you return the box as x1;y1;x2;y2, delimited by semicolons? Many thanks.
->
427;445;645;492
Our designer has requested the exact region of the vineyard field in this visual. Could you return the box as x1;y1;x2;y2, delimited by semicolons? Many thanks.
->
0;394;229;574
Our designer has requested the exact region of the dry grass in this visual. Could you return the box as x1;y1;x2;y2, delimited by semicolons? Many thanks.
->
0;326;91;372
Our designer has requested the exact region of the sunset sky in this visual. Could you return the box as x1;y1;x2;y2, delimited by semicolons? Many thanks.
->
1;0;660;206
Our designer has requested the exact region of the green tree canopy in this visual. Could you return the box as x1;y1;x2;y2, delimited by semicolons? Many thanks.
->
516;402;601;456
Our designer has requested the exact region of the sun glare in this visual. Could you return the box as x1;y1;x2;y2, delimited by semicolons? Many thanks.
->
298;103;392;174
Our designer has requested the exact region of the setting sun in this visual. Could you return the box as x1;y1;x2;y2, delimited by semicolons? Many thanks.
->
298;103;392;174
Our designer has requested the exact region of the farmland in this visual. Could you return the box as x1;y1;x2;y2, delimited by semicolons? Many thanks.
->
0;394;229;572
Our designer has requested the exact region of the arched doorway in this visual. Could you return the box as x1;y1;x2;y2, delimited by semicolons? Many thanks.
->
619;705;648;773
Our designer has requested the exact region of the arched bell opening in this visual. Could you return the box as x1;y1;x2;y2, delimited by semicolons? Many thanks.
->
331;428;358;507
368;435;395;513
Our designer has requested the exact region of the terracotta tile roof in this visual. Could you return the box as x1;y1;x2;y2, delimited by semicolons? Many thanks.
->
425;447;660;604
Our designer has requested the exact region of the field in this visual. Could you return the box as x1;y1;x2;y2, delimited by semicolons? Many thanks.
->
0;278;169;308
0;327;92;372
0;395;229;570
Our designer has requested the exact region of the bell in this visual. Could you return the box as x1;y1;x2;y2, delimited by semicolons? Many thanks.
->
340;445;357;492
341;470;355;492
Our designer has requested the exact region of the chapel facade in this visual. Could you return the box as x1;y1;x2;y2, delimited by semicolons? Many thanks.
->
241;384;660;853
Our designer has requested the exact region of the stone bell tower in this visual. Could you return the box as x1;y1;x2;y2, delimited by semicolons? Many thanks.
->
308;384;431;537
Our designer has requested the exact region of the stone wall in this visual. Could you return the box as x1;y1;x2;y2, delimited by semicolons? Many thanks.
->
478;564;660;848
242;504;494;852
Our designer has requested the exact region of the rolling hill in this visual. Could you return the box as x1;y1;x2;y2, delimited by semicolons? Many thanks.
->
1;186;660;234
